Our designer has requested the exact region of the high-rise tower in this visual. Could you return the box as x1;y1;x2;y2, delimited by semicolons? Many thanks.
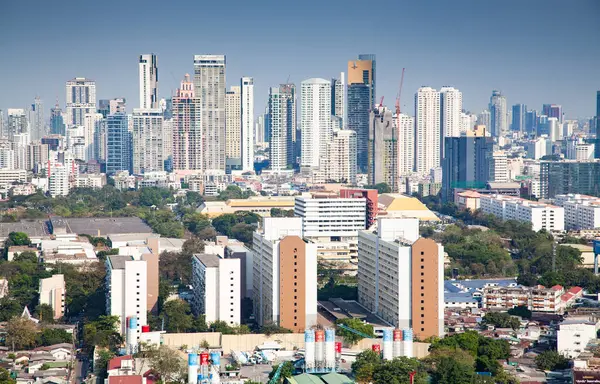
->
512;104;526;133
225;86;241;165
65;77;96;127
348;56;375;173
300;78;332;168
193;55;226;172
139;54;158;109
268;85;296;172
172;75;202;170
415;87;441;174
489;90;507;137
439;87;462;159
241;77;254;172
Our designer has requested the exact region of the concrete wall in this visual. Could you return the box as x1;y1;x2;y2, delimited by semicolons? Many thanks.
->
161;332;431;359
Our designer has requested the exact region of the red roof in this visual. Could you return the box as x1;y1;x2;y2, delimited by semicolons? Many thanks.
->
108;376;142;384
561;293;574;302
551;285;563;291
108;355;133;370
568;287;583;294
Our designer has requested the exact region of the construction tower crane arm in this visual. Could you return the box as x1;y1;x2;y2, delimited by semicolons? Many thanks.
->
396;68;406;115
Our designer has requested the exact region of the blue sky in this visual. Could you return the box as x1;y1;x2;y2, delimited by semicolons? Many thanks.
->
1;0;599;119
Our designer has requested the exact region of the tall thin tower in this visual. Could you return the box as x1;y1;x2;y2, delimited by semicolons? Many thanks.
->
241;77;254;172
194;55;226;172
489;90;507;137
415;87;441;174
139;54;158;109
65;78;96;127
300;78;332;168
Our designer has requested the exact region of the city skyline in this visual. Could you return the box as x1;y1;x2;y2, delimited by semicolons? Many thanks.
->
1;0;599;119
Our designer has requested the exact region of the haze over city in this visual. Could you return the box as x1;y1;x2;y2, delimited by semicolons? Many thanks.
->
2;0;600;117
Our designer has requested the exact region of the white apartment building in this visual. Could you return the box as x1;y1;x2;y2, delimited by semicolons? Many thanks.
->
76;173;106;189
480;194;565;232
252;218;317;332
440;86;462;139
358;218;445;339
83;113;102;161
557;319;600;358
65;78;96;127
191;253;241;326
526;137;551;160
415;87;441;174
132;109;164;174
225;86;241;162
241;77;254;172
324;129;357;184
106;255;148;337
139;54;158;109
49;164;70;197
491;151;509;182
554;194;600;230
460;112;477;134
300;78;332;168
0;148;15;169
396;113;415;176
0;169;27;185
39;274;66;320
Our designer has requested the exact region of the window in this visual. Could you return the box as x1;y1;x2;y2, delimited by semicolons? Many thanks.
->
420;251;424;255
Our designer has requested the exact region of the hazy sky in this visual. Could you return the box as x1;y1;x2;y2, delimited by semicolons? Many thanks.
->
1;0;599;119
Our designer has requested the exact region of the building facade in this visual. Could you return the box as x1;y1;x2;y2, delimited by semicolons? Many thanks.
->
368;106;397;191
415;87;441;174
172;75;202;170
139;54;158;109
132;109;164;174
225;86;241;165
397;113;415;176
39;274;66;320
193;55;226;172
480;194;565;231
554;194;600;230
358;218;444;339
512;104;526;133
346;83;370;173
241;77;254;172
489;90;507;137
65;77;96;127
324;129;357;184
268;85;296;171
192;254;240;326
300;78;332;168
539;161;600;199
439;86;462;156
106;113;132;174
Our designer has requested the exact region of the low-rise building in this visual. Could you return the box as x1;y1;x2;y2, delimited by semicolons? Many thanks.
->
454;190;482;211
554;194;600;230
39;274;66;319
557;317;600;358
76;173;106;189
480;194;564;231
198;196;295;218
482;284;581;314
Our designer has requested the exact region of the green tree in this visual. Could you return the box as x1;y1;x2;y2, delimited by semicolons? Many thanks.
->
507;305;532;319
259;323;293;336
181;238;205;255
146;345;185;383
363;183;391;194
336;318;375;344
482;312;521;330
0;367;15;384
534;350;570;371
94;349;115;380
430;330;481;356
5;316;38;350
8;232;31;246
268;361;294;383
431;355;476;384
83;316;122;351
159;251;193;285
352;350;381;384
35;304;56;324
373;357;427;384
37;328;73;346
161;300;193;333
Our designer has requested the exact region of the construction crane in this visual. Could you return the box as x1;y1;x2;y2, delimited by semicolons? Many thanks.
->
395;68;406;115
379;96;385;107
268;361;286;384
337;324;376;339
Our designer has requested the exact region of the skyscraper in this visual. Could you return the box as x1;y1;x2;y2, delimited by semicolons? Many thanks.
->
50;103;65;136
172;75;202;170
347;83;370;173
397;113;415;176
415;87;441;174
300;78;332;168
441;127;494;201
193;55;226;172
241;77;254;172
65;77;96;127
139;54;158;109
368;105;397;191
489;90;507;137
512;104;526;133
7;109;28;141
324;129;357;184
526;109;539;135
331;73;345;124
106;113;132;175
439;87;462;159
478;109;491;131
29;97;44;141
83;113;103;161
542;104;563;124
268;86;295;172
225;86;241;165
351;54;376;108
280;84;297;167
132;109;164;174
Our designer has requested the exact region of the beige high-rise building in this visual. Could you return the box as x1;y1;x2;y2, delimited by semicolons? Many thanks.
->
324;129;357;184
172;75;202;170
39;274;66;320
396;113;415;176
132;109;164;174
225;86;241;162
415;87;441;174
368;105;397;191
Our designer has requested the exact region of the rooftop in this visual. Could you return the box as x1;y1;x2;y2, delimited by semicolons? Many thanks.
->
50;217;152;236
194;253;220;268
107;255;134;270
0;220;49;239
318;298;392;328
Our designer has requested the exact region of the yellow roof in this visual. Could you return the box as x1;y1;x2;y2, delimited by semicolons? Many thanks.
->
378;194;439;221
